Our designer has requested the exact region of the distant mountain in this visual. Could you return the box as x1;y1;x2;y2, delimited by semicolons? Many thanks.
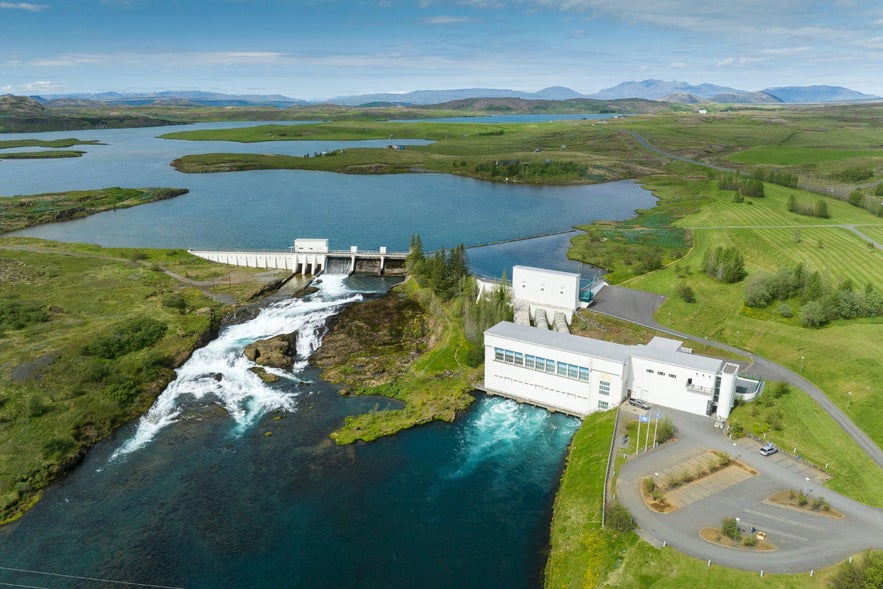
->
328;86;585;106
711;91;783;104
587;80;878;104
19;82;881;112
761;85;878;103
33;90;308;108
0;94;46;116
588;80;740;101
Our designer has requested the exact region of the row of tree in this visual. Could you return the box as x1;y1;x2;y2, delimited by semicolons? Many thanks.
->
751;168;798;188
406;234;513;365
744;263;883;327
787;194;830;218
717;174;765;197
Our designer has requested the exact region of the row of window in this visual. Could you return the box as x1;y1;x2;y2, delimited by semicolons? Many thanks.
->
494;347;590;382
646;368;677;379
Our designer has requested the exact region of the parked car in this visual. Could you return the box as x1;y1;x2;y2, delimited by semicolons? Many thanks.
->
759;443;778;456
628;398;650;410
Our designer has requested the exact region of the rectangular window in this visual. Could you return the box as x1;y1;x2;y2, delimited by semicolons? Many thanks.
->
578;367;590;381
525;355;536;370
557;362;568;376
567;364;579;379
646;368;654;373
598;400;609;410
657;371;665;376
599;381;611;396
494;348;504;362
514;352;524;367
545;359;556;373
669;373;676;378
504;350;515;364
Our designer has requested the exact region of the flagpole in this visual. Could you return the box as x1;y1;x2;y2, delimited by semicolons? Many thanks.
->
644;409;651;452
653;411;659;447
635;412;641;456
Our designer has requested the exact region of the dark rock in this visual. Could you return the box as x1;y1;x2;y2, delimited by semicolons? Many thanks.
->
244;332;297;368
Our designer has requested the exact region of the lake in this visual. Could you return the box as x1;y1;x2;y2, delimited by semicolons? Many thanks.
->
0;121;652;588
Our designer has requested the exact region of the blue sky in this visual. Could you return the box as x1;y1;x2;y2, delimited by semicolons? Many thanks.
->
2;0;882;100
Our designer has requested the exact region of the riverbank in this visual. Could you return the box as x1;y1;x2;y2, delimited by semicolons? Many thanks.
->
0;238;289;523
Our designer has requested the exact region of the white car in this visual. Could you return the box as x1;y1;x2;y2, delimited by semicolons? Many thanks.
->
759;443;778;456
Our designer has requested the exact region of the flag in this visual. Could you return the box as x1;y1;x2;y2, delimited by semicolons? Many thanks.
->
640;414;650;423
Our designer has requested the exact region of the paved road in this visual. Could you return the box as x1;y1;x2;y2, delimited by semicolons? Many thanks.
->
616;406;883;573
591;284;883;470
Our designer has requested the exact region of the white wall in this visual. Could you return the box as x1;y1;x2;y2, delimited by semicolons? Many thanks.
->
484;330;626;416
629;357;716;415
512;266;580;322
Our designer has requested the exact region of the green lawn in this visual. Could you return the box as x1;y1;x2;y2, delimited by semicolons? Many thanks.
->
727;146;883;166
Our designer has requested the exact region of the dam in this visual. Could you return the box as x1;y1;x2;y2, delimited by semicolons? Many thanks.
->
189;238;409;276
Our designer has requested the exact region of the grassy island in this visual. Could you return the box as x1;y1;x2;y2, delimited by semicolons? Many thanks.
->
0;187;190;233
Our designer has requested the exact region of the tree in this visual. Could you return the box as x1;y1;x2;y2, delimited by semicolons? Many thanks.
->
813;198;830;219
721;517;741;541
702;246;746;283
799;300;828;328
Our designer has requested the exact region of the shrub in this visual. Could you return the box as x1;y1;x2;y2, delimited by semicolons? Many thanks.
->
605;502;636;532
162;293;188;313
675;282;696;303
777;303;793;318
721;517;741;540
798;492;809;506
84;317;168;359
106;380;140;407
742;536;757;547
655;416;676;444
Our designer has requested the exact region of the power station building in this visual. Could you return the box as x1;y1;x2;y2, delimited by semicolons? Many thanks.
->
483;321;743;419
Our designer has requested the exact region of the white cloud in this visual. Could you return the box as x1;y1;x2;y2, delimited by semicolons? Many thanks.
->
0;2;44;10
422;15;477;24
669;61;688;69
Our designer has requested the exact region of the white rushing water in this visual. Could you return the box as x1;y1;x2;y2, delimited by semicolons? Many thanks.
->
108;275;360;463
447;397;580;481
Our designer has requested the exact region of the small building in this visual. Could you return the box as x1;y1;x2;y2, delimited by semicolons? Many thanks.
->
512;265;580;324
483;321;743;418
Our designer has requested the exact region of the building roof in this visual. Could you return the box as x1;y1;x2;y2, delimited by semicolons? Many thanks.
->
485;321;632;364
631;341;724;372
485;321;726;374
513;265;580;281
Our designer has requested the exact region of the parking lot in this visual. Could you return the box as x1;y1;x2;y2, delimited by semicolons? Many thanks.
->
615;406;883;573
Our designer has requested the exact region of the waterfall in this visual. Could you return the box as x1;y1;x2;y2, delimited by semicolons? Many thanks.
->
107;275;360;463
323;256;352;275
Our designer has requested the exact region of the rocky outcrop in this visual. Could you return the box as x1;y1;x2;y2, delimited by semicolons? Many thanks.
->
244;332;297;368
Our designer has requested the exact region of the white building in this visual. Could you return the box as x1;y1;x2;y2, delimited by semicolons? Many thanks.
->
483;321;742;418
512;265;580;324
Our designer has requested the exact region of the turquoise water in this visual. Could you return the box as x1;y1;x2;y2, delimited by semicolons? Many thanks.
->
0;121;642;588
0;276;580;588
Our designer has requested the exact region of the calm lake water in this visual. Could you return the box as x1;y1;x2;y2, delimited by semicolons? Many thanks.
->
0;120;652;588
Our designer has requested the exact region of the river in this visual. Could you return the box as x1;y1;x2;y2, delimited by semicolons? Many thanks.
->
0;120;652;588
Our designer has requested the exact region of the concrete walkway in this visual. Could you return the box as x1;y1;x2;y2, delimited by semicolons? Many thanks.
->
615;407;883;573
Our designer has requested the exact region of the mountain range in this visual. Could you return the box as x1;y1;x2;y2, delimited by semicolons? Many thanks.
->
29;80;879;108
